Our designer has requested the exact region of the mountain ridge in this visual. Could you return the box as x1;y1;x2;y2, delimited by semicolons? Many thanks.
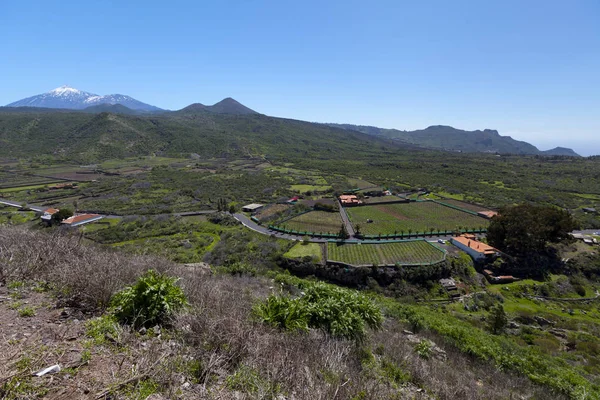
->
7;86;162;112
328;123;580;156
3;88;581;156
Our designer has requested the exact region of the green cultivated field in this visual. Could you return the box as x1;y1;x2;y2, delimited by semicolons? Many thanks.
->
328;240;445;266
284;243;322;261
347;201;488;235
281;211;342;234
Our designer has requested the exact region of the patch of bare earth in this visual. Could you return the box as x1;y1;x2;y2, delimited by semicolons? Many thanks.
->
0;284;186;400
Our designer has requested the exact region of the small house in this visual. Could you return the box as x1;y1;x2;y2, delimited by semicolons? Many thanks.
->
242;203;264;213
41;208;60;224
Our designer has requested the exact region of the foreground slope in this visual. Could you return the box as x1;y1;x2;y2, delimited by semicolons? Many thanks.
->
0;225;571;399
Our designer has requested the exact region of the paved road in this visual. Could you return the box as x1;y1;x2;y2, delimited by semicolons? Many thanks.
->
233;213;328;243
0;200;46;212
337;199;356;238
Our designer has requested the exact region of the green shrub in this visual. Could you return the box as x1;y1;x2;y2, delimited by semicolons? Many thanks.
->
18;306;35;317
85;314;122;345
218;262;257;277
254;282;383;340
414;339;433;359
110;270;187;328
487;304;508;335
381;358;411;385
253;295;309;333
302;282;383;340
572;283;586;297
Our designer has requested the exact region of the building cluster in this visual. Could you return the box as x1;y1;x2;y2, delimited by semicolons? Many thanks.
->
339;195;362;206
40;208;103;227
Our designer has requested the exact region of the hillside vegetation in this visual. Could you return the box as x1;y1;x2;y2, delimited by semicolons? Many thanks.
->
0;226;572;399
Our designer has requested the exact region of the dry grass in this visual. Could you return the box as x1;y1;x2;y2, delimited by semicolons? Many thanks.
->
0;226;172;310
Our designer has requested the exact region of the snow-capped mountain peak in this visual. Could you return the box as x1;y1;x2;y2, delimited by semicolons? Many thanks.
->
6;86;162;112
49;85;86;96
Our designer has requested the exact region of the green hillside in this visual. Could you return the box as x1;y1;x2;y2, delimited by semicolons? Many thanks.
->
0;108;402;163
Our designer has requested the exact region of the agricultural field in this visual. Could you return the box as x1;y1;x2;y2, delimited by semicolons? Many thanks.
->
255;203;292;222
438;199;492;213
347;178;377;190
279;211;343;234
327;240;445;266
284;242;322;261
0;209;37;225
362;196;406;205
0;171;63;189
290;184;332;193
347;201;489;235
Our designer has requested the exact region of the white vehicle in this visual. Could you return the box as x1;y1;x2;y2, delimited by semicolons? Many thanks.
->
437;239;445;244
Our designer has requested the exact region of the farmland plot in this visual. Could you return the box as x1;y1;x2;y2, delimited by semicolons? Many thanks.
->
438;199;492;213
347;201;488;235
328;240;445;266
281;211;342;234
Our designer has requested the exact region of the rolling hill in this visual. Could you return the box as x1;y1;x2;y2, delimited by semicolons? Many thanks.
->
177;98;258;115
0;106;402;163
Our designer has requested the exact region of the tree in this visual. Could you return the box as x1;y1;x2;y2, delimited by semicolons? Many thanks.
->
51;208;73;225
487;204;578;255
338;224;349;240
487;304;508;335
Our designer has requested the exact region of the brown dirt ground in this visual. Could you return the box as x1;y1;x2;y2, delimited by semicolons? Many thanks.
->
0;283;187;400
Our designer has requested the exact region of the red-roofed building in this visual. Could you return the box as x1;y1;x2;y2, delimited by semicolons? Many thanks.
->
451;235;498;261
41;208;60;223
61;213;103;227
339;195;362;206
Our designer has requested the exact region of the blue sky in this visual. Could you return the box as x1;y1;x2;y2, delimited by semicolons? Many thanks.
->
1;0;599;155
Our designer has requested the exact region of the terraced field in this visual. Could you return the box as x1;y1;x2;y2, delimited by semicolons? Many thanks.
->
347;201;488;235
328;240;445;266
280;211;342;234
